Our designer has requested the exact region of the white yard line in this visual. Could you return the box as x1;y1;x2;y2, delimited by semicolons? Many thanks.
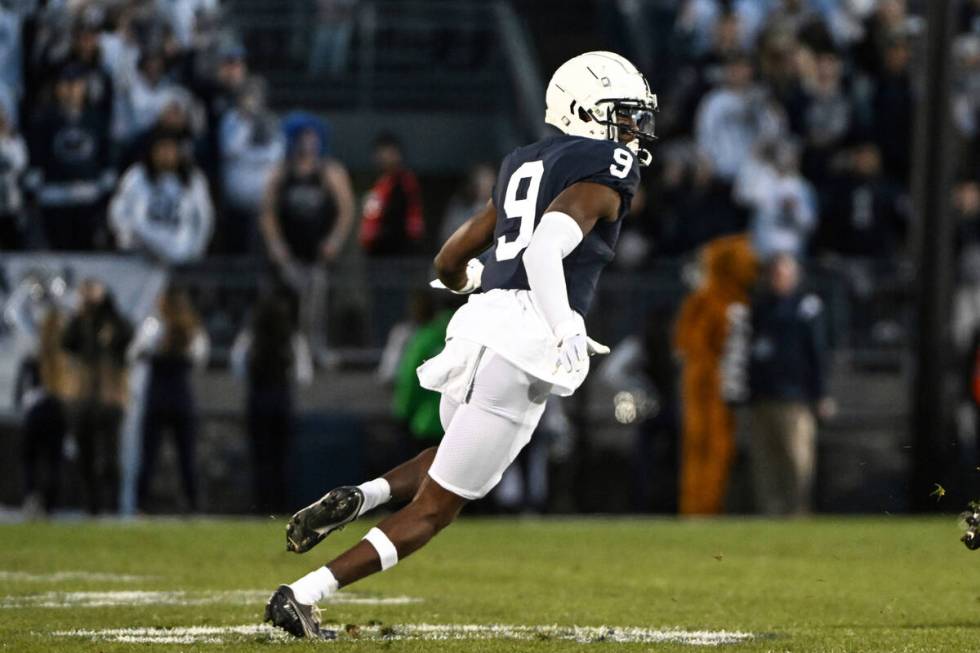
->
52;623;756;646
0;570;150;583
2;590;421;608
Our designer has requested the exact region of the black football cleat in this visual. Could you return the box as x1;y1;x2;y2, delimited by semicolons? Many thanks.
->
264;585;334;639
286;486;365;553
961;504;980;551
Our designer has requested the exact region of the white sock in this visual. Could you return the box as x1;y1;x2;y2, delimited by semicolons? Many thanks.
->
356;478;392;517
288;566;338;605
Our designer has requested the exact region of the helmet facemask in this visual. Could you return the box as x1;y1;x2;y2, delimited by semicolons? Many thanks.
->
593;97;657;167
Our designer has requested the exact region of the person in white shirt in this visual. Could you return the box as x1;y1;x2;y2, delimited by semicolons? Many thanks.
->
109;130;214;264
218;77;284;254
735;138;817;260
695;53;786;182
114;49;183;146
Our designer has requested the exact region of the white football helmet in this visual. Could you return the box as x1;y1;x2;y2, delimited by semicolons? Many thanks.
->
545;51;658;166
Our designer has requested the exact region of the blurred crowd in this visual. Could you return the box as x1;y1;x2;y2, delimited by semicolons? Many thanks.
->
606;0;923;266
12;269;323;516
0;0;427;267
8;0;980;517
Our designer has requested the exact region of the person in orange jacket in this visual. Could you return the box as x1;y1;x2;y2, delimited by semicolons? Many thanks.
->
674;234;758;515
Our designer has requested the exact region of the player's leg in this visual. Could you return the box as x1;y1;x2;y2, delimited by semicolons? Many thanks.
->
268;354;548;638
285;397;460;553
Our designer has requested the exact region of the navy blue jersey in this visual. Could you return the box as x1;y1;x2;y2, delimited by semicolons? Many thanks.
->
480;134;641;316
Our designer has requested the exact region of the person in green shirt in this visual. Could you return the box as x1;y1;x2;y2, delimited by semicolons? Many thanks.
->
392;307;453;447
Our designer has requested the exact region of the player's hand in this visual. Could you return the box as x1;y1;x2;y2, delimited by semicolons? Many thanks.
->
556;335;611;372
430;258;484;294
557;333;588;373
554;318;610;373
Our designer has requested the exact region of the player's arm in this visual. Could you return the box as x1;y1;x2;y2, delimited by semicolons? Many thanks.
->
433;199;496;292
523;181;622;371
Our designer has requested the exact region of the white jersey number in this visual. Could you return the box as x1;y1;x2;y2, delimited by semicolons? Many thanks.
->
609;148;633;179
496;160;544;261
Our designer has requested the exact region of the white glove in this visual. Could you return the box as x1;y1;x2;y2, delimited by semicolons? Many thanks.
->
554;319;611;373
430;258;484;294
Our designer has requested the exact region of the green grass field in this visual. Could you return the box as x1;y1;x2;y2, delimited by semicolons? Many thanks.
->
0;516;975;652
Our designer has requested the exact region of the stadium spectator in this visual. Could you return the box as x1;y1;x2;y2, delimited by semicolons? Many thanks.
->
359;133;424;257
231;291;313;514
22;3;70;111
0;89;28;250
114;48;183;147
669;9;744;135
755;27;807;124
260;113;355;354
309;0;357;77
98;3;145;91
196;38;249;191
62;279;132;515
109;129;214;264
814;142;908;259
651;142;745;254
439;163;496;244
798;51;853;187
69;8;115;118
377;291;432;386
26;62;114;251
19;300;72;516
868;35;914;185
217;77;284;254
121;88;205;170
130;287;209;513
674;234;757;515
853;0;917;77
734;138;817;260
746;253;833;516
392;293;451;453
694;53;786;183
261;114;355;268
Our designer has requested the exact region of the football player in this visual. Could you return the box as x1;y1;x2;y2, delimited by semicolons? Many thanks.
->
265;51;657;638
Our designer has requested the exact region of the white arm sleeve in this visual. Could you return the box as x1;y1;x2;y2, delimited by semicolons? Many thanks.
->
522;211;584;338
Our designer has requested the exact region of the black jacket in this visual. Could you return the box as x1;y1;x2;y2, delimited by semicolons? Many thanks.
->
747;290;828;403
